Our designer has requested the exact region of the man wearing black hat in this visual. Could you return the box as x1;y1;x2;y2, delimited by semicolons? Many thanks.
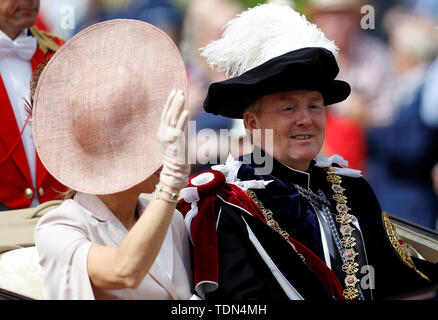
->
177;3;438;300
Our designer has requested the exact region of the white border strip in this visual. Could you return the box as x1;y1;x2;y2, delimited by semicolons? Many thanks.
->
241;215;304;300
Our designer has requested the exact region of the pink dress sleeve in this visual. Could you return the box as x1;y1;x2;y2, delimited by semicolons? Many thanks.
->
34;200;94;299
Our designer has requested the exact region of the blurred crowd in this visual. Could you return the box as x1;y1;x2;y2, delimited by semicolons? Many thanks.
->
28;0;438;229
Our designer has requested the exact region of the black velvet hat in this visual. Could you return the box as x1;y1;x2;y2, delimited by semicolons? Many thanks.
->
203;47;351;119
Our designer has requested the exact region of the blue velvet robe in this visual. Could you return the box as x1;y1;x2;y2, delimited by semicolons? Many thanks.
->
236;149;437;299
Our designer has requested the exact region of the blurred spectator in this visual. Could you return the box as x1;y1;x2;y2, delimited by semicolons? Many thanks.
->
404;0;438;18
366;7;438;229
307;0;397;172
181;0;241;127
72;0;183;43
39;0;91;40
0;0;66;210
180;0;244;173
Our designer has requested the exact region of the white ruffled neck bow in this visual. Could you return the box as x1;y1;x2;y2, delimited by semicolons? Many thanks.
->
314;154;362;178
211;154;273;190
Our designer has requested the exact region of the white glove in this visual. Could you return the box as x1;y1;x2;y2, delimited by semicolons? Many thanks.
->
156;89;190;189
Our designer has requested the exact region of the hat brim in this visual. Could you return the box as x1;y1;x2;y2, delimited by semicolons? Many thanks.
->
203;47;351;119
33;20;188;194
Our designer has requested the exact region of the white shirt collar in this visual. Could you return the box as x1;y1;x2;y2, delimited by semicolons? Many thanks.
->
0;28;29;42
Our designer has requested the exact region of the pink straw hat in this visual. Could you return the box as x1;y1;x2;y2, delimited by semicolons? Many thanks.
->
32;19;188;194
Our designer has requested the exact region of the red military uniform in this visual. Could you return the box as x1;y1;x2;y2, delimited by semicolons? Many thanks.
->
0;27;67;210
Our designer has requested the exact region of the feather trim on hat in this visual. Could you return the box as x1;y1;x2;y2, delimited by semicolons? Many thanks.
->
201;4;339;78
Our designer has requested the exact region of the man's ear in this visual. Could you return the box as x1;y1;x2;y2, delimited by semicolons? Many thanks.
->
243;111;259;135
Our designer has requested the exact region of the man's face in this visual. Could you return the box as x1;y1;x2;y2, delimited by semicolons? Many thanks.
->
0;0;39;39
244;90;326;171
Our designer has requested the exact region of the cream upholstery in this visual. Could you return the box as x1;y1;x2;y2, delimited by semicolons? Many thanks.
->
0;246;44;299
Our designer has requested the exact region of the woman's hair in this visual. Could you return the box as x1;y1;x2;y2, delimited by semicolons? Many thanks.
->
24;58;51;120
62;189;77;200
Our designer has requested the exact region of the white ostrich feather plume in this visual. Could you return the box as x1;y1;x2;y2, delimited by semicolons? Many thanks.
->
201;4;339;78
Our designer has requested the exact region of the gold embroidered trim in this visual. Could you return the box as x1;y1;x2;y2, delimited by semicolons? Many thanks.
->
382;211;430;282
245;189;305;262
29;27;61;54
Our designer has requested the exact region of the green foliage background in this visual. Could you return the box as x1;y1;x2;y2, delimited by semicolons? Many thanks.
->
174;0;311;16
234;0;309;11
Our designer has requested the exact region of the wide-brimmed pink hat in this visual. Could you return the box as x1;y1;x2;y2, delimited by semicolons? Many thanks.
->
32;19;187;194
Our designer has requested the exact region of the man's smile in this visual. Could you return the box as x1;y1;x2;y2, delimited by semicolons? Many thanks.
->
291;134;313;140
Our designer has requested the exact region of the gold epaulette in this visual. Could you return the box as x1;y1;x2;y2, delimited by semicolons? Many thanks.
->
382;211;430;282
29;26;63;55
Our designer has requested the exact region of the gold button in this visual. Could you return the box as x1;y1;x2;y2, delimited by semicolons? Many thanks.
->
24;188;34;199
38;187;44;197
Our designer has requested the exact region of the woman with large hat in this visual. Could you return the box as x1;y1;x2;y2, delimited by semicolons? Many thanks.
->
33;20;192;299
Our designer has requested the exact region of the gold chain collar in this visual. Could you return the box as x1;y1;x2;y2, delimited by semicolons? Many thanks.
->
326;166;363;300
246;189;306;263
